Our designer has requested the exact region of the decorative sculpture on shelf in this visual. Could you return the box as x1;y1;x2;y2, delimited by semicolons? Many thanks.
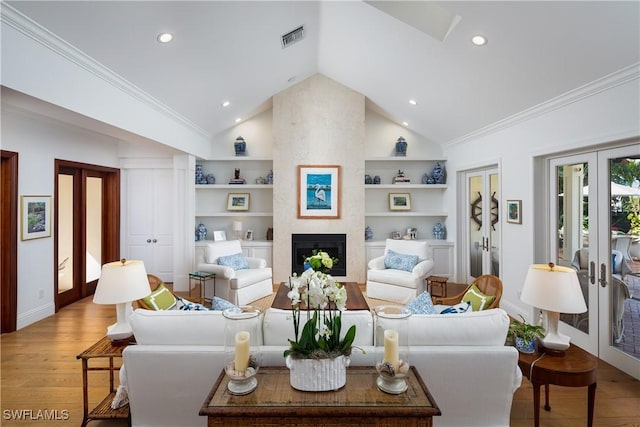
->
196;223;207;241
432;163;446;184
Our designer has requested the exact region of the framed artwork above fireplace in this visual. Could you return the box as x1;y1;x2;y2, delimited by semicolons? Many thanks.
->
298;165;341;219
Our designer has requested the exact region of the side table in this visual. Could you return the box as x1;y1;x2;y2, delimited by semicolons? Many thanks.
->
189;271;216;306
426;276;448;297
76;336;133;426
518;344;597;427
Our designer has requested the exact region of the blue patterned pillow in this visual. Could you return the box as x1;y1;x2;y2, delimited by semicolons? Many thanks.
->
217;252;249;270
212;296;240;312
175;297;210;311
440;301;471;314
384;249;419;272
406;291;436;314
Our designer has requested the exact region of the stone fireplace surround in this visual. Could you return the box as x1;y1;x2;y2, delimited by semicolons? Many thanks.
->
291;233;347;276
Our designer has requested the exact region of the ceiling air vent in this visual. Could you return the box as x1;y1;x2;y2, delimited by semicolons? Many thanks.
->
281;25;305;48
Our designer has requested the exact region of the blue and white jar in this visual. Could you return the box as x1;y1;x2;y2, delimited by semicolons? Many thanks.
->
395;137;407;156
234;136;246;156
432;222;446;240
432;163;446;184
365;226;373;241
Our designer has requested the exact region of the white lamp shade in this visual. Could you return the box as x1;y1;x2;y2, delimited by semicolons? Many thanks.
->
520;263;587;314
93;259;151;304
232;221;243;231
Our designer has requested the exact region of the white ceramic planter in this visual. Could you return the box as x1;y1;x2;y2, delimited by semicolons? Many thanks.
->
285;355;350;391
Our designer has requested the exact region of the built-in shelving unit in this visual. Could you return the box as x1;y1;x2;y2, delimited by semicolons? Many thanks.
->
364;157;448;241
195;158;273;242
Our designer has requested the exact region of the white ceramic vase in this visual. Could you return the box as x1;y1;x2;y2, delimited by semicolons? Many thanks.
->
285;355;350;391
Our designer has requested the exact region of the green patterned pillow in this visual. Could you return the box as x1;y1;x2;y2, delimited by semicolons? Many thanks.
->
141;282;176;310
461;284;495;311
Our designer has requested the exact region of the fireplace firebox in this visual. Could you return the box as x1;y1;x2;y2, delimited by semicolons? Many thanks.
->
291;234;346;276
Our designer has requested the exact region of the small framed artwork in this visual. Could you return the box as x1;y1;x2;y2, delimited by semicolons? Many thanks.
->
213;230;227;241
389;193;411;211
245;229;254;241
227;193;250;211
298;165;341;219
21;195;52;240
506;200;522;224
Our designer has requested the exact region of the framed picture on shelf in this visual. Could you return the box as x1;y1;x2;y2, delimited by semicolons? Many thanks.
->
245;229;254;240
298;165;341;219
506;200;522;224
227;193;250;211
389;193;411;211
21;195;52;240
213;230;227;241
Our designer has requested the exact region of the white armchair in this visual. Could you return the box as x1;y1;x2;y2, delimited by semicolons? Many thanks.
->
195;240;273;306
366;239;434;304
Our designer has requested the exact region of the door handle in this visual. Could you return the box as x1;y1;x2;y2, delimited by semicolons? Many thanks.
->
482;237;489;251
152;239;157;243
146;239;152;243
589;261;596;284
599;263;608;288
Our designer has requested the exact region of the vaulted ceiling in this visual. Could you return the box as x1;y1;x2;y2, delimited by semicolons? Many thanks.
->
5;1;640;147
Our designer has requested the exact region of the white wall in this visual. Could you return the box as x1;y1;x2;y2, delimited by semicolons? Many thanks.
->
1;105;121;328
443;72;640;322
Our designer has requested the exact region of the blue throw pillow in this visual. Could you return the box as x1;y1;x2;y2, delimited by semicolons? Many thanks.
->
439;301;471;314
406;291;436;314
176;297;210;311
384;249;419;272
212;296;240;312
217;252;249;270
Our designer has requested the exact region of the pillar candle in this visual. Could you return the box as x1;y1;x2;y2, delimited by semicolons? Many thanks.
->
234;331;250;373
384;329;399;370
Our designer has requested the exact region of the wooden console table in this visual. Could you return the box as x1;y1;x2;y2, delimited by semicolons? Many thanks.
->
200;366;440;426
518;344;597;427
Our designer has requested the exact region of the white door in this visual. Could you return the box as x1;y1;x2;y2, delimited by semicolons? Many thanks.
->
549;144;639;379
125;168;174;282
465;168;500;282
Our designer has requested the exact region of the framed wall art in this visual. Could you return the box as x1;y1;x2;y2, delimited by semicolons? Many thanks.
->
506;199;522;224
298;165;341;219
21;195;52;240
227;193;250;211
389;193;411;211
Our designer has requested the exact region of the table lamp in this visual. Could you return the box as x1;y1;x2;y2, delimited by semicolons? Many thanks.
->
232;221;243;240
520;263;587;354
93;259;151;342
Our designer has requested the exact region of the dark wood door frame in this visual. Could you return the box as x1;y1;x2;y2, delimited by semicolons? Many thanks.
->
54;160;120;311
1;150;18;333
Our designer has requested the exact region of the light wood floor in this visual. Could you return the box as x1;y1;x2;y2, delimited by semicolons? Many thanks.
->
2;290;639;426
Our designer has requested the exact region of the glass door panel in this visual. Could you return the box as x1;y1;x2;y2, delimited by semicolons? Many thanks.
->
466;168;499;282
86;176;102;284
57;173;74;294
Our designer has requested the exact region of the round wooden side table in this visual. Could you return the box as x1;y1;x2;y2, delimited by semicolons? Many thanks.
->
518;343;597;427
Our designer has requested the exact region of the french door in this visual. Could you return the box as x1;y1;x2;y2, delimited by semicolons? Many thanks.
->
465;167;500;282
549;143;639;379
55;161;120;310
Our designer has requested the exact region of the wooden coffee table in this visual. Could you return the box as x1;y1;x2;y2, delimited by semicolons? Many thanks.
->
272;281;369;311
200;366;440;426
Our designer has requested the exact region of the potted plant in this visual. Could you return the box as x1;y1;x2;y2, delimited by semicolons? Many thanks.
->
284;251;362;391
508;315;545;354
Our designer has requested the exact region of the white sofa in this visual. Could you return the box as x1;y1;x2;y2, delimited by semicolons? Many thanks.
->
123;307;521;427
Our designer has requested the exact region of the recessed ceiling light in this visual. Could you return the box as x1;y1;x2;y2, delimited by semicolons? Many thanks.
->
235;118;242;123
402;121;409;127
409;99;417;106
222;101;230;107
471;35;487;46
157;33;174;43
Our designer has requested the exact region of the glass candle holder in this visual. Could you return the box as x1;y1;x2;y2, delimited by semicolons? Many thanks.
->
373;305;412;394
223;306;262;395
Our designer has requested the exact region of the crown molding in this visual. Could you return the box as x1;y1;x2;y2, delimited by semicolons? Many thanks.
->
1;4;212;140
445;62;640;148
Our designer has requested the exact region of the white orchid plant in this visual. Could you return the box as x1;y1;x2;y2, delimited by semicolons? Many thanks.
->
284;268;357;359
